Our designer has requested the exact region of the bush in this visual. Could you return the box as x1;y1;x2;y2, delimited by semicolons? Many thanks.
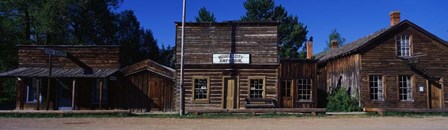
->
326;87;360;112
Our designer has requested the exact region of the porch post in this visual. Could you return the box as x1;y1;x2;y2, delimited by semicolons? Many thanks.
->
99;79;103;110
441;78;445;109
72;79;76;110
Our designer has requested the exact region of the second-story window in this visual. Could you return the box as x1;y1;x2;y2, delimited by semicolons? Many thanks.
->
397;35;411;57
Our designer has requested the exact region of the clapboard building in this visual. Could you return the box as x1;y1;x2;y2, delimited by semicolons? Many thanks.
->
316;11;448;111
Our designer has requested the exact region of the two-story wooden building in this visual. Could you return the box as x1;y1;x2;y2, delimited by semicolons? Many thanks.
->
316;11;448;111
175;21;280;111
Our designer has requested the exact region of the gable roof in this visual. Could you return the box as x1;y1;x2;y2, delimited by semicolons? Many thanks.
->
120;59;175;80
316;20;448;63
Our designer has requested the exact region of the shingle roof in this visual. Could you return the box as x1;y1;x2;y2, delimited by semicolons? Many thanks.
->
0;67;118;78
316;20;448;63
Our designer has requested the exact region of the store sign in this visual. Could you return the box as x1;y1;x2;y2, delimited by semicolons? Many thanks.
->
212;54;250;64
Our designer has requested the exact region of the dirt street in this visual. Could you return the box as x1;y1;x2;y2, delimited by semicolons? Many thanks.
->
1;117;447;130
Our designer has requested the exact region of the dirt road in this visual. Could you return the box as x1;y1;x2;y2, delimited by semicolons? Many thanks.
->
1;116;447;130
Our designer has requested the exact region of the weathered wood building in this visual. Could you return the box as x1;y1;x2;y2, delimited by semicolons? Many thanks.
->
0;46;176;112
175;22;280;111
316;11;448;110
119;59;175;112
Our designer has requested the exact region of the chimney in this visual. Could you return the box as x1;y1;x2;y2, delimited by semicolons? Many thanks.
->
331;39;339;50
306;37;313;59
390;11;401;26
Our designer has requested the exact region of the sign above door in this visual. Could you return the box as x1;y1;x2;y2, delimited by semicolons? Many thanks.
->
212;54;250;64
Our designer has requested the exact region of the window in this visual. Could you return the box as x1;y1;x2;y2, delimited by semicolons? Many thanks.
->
397;35;411;57
398;75;412;101
297;79;312;101
249;78;264;98
281;80;292;97
193;77;209;101
369;76;384;100
26;78;42;103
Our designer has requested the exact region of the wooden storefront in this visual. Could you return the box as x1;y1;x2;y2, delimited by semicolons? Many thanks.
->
175;21;280;111
0;45;120;110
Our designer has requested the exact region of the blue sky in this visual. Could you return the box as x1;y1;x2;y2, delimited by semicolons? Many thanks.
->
118;0;448;53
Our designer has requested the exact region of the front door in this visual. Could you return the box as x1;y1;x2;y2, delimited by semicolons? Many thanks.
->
224;78;237;109
57;79;72;110
430;82;442;109
148;79;162;111
281;80;293;108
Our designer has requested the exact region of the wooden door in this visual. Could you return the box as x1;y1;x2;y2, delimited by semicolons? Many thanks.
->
149;79;162;110
430;83;442;109
281;80;293;108
224;78;236;109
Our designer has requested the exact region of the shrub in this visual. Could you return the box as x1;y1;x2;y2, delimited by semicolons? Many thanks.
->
326;87;360;112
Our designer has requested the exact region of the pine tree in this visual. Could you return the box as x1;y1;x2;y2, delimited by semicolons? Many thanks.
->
195;7;216;23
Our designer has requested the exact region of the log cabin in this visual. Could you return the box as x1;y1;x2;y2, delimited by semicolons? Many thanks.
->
0;45;176;112
315;11;448;111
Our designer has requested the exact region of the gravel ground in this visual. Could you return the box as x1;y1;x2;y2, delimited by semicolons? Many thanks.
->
1;116;447;130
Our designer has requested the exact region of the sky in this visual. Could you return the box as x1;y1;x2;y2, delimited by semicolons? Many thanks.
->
117;0;448;53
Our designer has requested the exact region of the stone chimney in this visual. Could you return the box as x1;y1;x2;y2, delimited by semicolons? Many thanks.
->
390;11;401;26
330;39;339;50
306;37;313;59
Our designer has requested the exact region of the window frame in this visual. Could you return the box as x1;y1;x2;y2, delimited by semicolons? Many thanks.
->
397;75;414;101
26;78;42;103
369;75;385;101
192;76;210;103
297;78;312;102
248;76;266;99
396;35;413;57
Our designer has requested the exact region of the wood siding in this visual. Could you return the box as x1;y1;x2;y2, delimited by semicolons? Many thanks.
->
279;59;318;108
18;46;120;68
318;54;362;96
174;22;279;111
360;26;448;109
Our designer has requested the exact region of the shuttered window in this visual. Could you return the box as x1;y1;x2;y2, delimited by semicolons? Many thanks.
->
399;75;413;101
298;79;312;101
369;76;384;100
249;79;264;98
397;35;411;57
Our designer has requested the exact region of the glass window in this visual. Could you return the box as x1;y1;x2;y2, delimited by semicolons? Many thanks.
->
397;35;411;57
298;79;312;101
369;76;384;100
249;79;264;98
193;78;208;100
398;75;412;101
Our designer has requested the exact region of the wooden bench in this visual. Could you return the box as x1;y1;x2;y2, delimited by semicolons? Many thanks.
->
245;98;276;108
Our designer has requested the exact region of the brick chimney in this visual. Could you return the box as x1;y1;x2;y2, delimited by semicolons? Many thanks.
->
306;37;313;59
331;39;339;50
390;11;401;26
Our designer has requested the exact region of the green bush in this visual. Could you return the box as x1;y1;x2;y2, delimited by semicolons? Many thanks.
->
326;87;360;112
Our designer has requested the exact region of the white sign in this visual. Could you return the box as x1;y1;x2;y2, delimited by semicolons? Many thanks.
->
213;54;250;64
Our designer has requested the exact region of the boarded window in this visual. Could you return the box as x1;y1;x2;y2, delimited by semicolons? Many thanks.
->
250;79;264;98
369;76;384;100
399;75;413;101
298;79;312;101
193;78;208;100
397;35;411;57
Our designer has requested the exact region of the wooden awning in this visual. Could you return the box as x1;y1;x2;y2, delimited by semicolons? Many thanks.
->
0;67;118;78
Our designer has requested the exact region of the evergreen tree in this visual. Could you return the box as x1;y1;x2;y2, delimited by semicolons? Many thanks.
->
195;7;216;23
241;0;308;58
325;29;346;51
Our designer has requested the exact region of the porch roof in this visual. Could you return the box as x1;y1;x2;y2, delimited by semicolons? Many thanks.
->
0;67;118;78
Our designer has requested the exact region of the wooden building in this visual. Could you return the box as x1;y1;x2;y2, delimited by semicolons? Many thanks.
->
316;11;448;110
0;46;176;112
0;45;120;110
175;21;280;111
119;59;175;112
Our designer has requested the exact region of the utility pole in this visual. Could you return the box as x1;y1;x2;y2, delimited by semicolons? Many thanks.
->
180;0;186;116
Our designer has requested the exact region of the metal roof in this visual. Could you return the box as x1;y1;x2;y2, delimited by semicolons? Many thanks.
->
0;67;118;78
